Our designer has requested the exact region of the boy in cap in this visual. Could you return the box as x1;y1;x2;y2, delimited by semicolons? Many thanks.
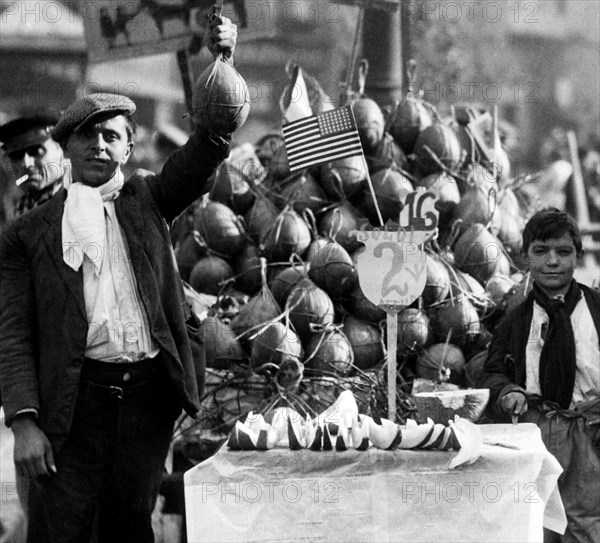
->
0;113;66;219
479;208;599;542
0;17;238;543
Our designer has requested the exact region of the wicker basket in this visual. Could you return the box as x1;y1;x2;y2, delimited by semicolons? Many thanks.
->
413;389;490;424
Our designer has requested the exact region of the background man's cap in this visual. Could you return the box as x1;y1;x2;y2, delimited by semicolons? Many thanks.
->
52;93;136;143
0;113;59;154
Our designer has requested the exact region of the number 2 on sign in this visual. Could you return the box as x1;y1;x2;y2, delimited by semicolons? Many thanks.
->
374;242;422;299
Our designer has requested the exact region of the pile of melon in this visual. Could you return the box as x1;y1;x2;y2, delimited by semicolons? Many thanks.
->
173;81;541;451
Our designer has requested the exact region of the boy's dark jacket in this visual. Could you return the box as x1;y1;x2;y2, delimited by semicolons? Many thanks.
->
0;129;229;454
479;282;600;418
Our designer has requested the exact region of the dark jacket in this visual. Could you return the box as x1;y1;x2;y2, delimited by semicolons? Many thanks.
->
0;129;229;453
478;283;600;419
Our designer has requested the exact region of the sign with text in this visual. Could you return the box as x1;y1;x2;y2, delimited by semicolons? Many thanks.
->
80;0;275;63
354;191;439;308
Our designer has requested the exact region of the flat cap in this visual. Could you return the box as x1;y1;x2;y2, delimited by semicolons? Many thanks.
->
0;113;58;153
53;93;136;143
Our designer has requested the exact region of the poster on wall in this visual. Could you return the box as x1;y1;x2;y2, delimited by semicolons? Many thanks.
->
80;0;275;63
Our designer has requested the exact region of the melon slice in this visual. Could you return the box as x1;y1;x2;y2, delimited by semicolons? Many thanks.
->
422;423;447;449
386;428;404;450
288;418;304;450
271;407;303;449
227;423;242;449
448;418;483;468
256;429;270;450
364;415;401;449
397;419;435;449
335;434;347;451
414;425;436;448
308;425;323;451
317;390;359;428
437;427;453;450
227;420;260;450
352;415;370;450
244;412;274;449
322;423;333;450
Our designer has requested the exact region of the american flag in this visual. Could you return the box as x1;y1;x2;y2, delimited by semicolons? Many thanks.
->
282;106;364;172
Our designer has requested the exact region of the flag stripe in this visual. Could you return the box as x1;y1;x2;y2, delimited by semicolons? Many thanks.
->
289;148;363;171
283;123;316;136
282;106;365;172
283;116;318;133
284;127;320;144
288;138;362;161
287;130;361;152
289;141;363;167
289;145;363;166
288;133;362;159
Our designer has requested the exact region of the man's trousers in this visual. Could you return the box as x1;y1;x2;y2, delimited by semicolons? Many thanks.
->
27;356;180;543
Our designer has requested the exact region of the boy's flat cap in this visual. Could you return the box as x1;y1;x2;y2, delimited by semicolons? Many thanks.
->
53;93;136;143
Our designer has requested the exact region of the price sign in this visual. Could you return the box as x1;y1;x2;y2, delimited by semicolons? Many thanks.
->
354;191;438;307
354;190;439;420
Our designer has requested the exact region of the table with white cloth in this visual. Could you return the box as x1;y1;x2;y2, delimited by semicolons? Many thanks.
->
184;423;566;543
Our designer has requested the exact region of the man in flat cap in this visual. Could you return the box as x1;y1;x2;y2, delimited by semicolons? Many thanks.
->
0;17;238;543
0;113;66;221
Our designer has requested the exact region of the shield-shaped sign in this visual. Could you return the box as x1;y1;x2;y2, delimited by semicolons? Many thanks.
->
354;190;439;308
354;189;438;421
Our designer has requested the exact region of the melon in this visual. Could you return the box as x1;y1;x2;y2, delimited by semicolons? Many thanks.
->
414;122;462;176
192;55;250;137
453;224;511;285
286;278;335;343
343;315;384;370
320;156;367;200
304;328;354;377
416;343;465;385
413;389;490;424
363;166;414;224
194;199;245;257
261;209;311;262
250;321;303;368
352;98;385;153
390;95;432;154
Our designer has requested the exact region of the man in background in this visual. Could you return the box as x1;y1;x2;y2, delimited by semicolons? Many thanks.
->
0;112;66;221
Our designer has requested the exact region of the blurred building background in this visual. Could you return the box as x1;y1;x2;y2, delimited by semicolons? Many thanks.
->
409;0;600;170
1;0;599;173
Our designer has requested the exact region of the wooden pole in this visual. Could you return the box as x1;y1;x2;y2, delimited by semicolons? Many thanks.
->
386;308;399;421
401;0;413;96
566;130;590;226
340;3;366;105
177;48;195;132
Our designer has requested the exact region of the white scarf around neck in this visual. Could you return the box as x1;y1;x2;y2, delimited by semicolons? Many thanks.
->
62;174;125;275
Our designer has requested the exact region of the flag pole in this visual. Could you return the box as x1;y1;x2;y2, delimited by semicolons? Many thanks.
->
492;105;499;181
362;155;384;226
346;105;384;227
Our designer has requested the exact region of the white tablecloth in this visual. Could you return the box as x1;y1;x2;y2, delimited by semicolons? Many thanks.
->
184;423;566;543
